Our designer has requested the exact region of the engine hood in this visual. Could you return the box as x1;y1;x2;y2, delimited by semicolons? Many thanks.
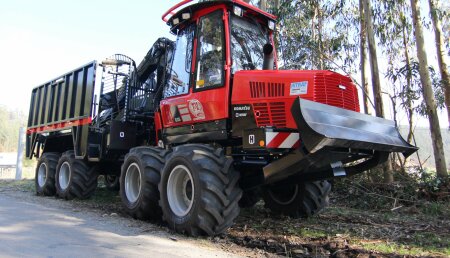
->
231;70;360;130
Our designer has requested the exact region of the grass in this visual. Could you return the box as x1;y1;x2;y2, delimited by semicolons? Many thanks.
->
287;227;327;238
359;242;433;256
75;186;121;205
420;201;449;216
411;232;450;253
21;167;35;179
358;241;450;257
0;178;34;191
322;206;450;256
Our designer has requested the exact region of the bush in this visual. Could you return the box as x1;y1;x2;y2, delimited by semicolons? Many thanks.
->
332;165;449;211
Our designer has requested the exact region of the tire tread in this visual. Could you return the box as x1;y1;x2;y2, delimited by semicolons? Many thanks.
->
159;144;242;236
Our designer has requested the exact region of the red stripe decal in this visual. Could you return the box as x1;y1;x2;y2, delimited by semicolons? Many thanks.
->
267;132;289;148
27;117;92;135
292;140;300;149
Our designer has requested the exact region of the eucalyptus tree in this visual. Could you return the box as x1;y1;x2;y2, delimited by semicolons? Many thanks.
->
410;0;448;179
275;0;358;74
363;0;394;183
428;0;450;130
372;0;417;144
440;0;449;55
359;0;371;115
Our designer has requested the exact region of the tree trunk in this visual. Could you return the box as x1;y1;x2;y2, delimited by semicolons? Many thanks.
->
317;4;324;70
311;4;317;69
402;17;414;143
363;0;385;118
429;0;450;130
411;0;448;179
359;0;371;115
260;0;267;12
363;0;394;183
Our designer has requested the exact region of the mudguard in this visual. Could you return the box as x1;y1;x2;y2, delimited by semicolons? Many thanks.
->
291;98;418;158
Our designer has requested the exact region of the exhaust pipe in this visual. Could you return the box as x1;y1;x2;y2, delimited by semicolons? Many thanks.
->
262;43;274;70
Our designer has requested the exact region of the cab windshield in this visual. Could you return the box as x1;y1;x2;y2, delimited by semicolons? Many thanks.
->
230;16;269;72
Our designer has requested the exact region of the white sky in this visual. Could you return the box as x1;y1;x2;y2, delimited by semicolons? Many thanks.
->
0;0;180;112
0;0;447;128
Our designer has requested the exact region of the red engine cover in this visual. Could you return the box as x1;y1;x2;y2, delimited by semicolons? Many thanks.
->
231;70;360;129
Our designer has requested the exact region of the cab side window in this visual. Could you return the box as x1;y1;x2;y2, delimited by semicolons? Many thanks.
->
195;11;224;89
163;25;194;98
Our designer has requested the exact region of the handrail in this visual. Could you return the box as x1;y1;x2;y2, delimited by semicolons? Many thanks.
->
162;0;194;22
162;0;277;23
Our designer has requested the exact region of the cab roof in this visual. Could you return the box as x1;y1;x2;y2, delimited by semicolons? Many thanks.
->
162;0;276;33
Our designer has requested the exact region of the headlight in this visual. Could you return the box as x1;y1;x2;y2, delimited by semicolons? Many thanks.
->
268;20;275;30
234;6;243;17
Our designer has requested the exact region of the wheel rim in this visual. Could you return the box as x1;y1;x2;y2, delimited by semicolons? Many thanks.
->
268;184;299;205
125;163;141;203
167;165;194;217
59;162;71;190
37;163;47;187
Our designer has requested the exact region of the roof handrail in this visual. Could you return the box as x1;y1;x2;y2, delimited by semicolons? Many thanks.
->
162;0;194;22
162;0;277;23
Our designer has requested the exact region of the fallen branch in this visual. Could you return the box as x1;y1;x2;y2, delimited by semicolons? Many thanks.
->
390;205;403;211
350;183;416;203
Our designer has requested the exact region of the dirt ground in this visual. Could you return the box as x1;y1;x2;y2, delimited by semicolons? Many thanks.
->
0;179;448;258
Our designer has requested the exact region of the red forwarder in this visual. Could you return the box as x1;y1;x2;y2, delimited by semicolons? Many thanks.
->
26;0;417;236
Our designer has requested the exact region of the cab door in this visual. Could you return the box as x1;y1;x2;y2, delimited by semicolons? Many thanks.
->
160;8;231;143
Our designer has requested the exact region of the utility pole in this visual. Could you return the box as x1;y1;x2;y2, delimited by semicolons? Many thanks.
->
15;127;24;180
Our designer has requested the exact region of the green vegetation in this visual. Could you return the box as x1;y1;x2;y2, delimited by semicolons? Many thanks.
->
287;227;327;238
0;105;26;152
420;201;449;216
0;179;34;191
74;183;121;205
358;241;449;257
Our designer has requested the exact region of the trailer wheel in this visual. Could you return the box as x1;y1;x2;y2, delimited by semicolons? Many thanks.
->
35;152;60;196
105;175;120;191
239;188;261;208
262;180;331;218
55;151;98;200
120;147;168;220
159;144;242;236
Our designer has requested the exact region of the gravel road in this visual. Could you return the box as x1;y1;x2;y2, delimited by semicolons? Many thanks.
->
0;187;258;258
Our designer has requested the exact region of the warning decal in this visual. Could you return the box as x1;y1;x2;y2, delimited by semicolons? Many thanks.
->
290;81;308;96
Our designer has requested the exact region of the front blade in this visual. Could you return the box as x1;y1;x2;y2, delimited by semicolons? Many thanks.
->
291;98;418;157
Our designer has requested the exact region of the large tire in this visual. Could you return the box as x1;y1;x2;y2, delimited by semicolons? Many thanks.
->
105;175;120;191
159;144;242;236
120;147;168;220
35;152;60;196
262;180;331;218
55;151;98;200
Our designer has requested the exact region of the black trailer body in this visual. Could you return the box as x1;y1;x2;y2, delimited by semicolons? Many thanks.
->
25;38;175;163
26;61;97;159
